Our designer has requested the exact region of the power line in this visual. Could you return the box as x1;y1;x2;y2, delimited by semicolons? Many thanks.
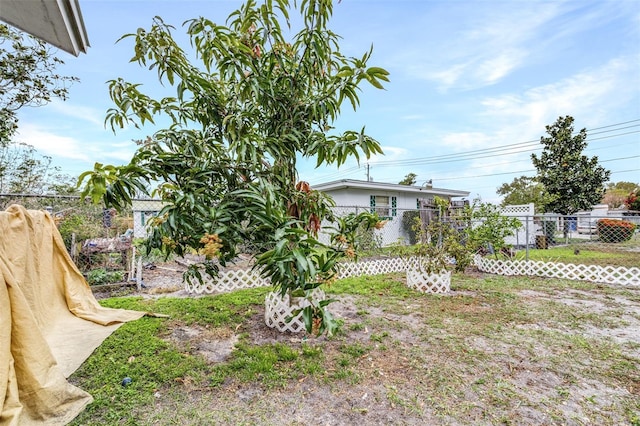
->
307;119;640;185
424;155;640;183
367;121;640;168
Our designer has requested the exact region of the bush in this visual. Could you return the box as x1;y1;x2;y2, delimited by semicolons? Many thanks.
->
86;268;125;285
56;213;104;250
624;189;640;211
596;219;635;243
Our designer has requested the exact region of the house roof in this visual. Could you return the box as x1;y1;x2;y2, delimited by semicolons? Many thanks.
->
0;0;89;56
312;179;470;198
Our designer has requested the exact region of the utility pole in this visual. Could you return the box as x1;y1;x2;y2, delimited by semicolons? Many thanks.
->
365;163;370;181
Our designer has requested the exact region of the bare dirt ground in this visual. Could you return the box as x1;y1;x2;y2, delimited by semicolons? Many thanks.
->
93;258;640;425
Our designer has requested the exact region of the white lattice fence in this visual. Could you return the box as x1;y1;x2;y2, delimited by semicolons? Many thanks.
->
185;257;409;294
474;255;640;286
335;257;406;279
183;255;639;294
264;289;326;333
185;268;269;294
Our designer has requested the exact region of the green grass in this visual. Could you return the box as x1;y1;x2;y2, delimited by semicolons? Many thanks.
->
69;272;640;425
514;246;639;267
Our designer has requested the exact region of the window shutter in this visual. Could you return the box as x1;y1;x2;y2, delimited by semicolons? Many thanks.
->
392;196;397;217
370;195;376;214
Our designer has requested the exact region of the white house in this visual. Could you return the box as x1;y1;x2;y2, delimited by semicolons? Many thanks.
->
131;199;167;238
312;179;470;245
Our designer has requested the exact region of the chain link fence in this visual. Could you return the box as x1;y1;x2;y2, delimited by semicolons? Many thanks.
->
1;194;136;282
517;213;640;254
322;205;640;261
2;194;638;281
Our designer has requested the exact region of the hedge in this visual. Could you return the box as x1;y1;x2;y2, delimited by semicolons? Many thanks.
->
596;218;636;243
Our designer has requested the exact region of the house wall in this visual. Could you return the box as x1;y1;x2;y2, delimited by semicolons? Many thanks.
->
322;187;458;246
131;199;165;238
326;187;427;210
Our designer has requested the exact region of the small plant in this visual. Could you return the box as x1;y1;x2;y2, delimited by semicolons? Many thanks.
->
392;218;449;275
466;200;522;259
394;197;473;274
401;210;421;244
86;268;125;285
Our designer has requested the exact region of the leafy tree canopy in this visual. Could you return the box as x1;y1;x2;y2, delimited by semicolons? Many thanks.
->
78;0;389;334
531;115;610;215
0;23;79;194
0;142;75;194
496;175;551;212
398;172;417;186
0;23;78;143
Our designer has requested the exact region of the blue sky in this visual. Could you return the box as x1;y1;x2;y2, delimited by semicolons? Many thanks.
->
14;0;640;203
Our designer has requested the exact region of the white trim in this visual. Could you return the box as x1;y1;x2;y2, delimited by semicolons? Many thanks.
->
312;179;469;198
0;0;89;56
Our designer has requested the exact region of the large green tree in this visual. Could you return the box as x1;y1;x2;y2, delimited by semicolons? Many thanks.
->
496;175;550;212
0;23;78;193
531;116;610;215
80;0;389;334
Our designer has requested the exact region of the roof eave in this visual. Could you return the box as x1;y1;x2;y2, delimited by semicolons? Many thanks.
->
312;179;470;198
0;0;90;56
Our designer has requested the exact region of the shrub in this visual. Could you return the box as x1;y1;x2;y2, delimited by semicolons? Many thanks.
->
596;219;635;243
624;189;640;211
57;213;104;250
86;268;125;285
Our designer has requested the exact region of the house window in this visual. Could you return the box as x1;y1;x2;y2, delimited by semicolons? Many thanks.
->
370;195;397;218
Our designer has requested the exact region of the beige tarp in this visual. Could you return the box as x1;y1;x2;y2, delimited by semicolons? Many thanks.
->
1;205;150;425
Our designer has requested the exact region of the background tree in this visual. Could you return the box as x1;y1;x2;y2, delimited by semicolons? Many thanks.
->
398;173;417;186
602;181;639;209
79;0;389;335
624;187;640;211
0;23;78;194
0;23;78;142
531;115;610;215
496;175;550;212
0;141;75;194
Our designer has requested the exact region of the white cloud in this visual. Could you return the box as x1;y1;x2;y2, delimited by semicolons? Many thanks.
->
48;100;105;128
474;49;526;85
397;2;621;91
16;124;91;161
14;123;136;165
479;55;638;131
441;132;493;151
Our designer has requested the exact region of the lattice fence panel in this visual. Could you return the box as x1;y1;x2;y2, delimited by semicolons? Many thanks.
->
335;257;406;279
474;255;639;286
185;257;410;294
264;289;326;333
406;270;451;293
184;254;639;295
185;268;269;294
